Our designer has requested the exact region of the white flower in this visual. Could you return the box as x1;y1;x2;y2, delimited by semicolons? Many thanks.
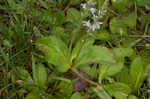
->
83;20;91;27
81;3;86;9
90;8;97;14
90;25;96;31
90;22;103;31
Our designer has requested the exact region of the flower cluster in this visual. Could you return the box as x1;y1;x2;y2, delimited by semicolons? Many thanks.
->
81;0;106;31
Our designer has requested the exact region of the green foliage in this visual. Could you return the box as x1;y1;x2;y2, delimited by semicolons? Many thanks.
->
128;95;138;99
71;92;82;99
94;86;112;99
111;0;128;12
67;8;81;25
130;57;145;91
104;83;131;99
36;36;70;72
74;40;115;67
136;0;149;6
26;91;41;99
34;64;47;89
0;0;150;98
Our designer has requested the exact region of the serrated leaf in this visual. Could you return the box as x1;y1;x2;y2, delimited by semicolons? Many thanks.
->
94;86;112;99
130;57;145;91
104;83;131;98
74;40;115;67
36;36;70;72
35;64;47;89
71;92;82;99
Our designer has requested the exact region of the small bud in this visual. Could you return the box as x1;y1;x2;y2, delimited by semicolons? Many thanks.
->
90;8;97;14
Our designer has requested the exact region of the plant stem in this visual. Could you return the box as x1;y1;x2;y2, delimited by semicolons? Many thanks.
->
71;67;100;86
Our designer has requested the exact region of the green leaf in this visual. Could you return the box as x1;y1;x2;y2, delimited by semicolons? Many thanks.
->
74;40;115;67
34;64;47;89
54;11;65;25
36;36;70;72
112;47;134;61
130;57;145;91
26;91;41;99
67;8;81;25
109;17;127;35
128;95;138;99
32;55;37;85
96;29;110;40
57;81;73;97
116;68;131;85
94;86;112;99
120;13;137;28
71;0;83;5
111;0;128;12
104;83;131;98
99;62;124;82
136;0;149;6
74;45;115;67
39;0;49;9
71;92;82;99
71;40;82;61
18;67;32;81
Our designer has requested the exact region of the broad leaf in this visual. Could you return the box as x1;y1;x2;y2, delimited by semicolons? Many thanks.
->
36;36;70;72
130;57;145;91
116;68;131;85
67;8;81;25
34;64;47;89
94;86;112;99
111;0;128;12
74;40;115;67
18;67;32;81
71;92;82;99
26;91;41;99
136;0;149;6
104;83;131;99
112;47;134;61
57;81;73;97
128;95;138;99
99;62;124;83
71;0;83;5
120;13;137;28
109;17;127;35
